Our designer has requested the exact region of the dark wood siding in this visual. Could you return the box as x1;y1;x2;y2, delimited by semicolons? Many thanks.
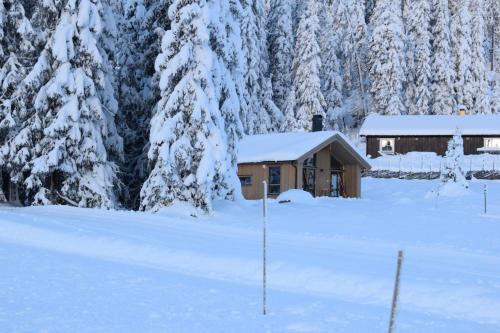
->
366;135;498;157
463;136;498;155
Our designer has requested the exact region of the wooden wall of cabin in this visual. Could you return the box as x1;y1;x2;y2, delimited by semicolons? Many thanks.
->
463;136;499;155
366;135;496;157
344;164;361;198
237;163;296;200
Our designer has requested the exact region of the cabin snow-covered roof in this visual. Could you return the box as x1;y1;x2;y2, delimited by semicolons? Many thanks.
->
359;114;500;136
237;131;371;168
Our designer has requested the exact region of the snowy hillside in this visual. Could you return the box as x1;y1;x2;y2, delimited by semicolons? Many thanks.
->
1;178;500;332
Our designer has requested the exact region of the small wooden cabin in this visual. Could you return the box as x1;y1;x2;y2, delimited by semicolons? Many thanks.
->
237;131;371;199
360;114;500;158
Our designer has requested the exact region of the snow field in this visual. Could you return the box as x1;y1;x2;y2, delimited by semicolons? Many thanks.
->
0;177;500;332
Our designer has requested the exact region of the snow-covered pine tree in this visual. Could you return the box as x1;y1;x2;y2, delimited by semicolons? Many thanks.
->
469;0;490;114
491;80;500;113
431;0;454;115
346;0;369;124
267;0;294;113
320;3;343;130
21;0;123;207
281;88;297;131
225;0;247;133
30;0;64;48
330;0;350;95
486;0;500;113
451;0;474;113
364;0;376;24
0;0;36;176
241;0;281;134
292;0;306;33
369;0;406;115
140;0;236;212
440;128;468;189
210;0;244;200
331;0;369;125
486;0;500;75
140;0;173;107
405;0;431;115
290;0;324;132
114;0;152;208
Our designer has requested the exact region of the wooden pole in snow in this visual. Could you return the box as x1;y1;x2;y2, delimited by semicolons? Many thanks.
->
484;184;487;214
388;250;404;333
262;181;267;315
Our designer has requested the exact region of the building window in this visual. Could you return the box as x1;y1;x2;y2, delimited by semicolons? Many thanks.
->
331;172;342;197
239;176;252;186
484;138;500;149
379;138;395;154
268;166;281;195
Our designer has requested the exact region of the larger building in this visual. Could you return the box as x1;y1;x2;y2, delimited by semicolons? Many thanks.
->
359;114;500;158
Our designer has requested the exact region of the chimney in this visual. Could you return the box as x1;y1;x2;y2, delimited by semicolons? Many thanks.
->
312;115;323;132
457;105;466;116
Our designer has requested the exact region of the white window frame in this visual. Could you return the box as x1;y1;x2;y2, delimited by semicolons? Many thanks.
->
379;138;396;155
484;138;500;149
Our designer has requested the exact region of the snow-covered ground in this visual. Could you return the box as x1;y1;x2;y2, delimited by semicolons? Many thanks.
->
1;178;500;332
370;151;500;173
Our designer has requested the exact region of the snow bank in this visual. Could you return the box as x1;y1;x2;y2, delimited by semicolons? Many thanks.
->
426;182;471;198
277;189;315;204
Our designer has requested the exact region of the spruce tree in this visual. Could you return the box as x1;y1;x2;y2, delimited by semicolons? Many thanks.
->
267;0;294;113
140;0;237;212
369;0;406;115
491;80;500;113
451;0;474;112
486;0;500;75
346;0;369;123
0;0;36;174
290;0;325;132
114;0;152;208
241;0;281;134
486;0;500;113
440;128;468;189
282;88;297;131
330;0;351;95
211;0;244;199
405;0;431;115
431;0;454;115
364;0;376;24
17;0;123;207
30;0;63;48
321;3;343;130
469;0;490;114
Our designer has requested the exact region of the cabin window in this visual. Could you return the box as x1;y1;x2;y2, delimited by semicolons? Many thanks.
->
379;138;395;154
330;172;342;197
268;166;281;195
484;138;500;149
239;176;252;186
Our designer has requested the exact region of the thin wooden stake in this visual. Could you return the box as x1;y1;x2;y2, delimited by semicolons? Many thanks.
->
484;184;487;214
388;250;404;333
262;181;267;315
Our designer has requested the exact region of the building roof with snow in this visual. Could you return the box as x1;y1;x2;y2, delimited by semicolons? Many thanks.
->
359;114;500;136
237;131;371;168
